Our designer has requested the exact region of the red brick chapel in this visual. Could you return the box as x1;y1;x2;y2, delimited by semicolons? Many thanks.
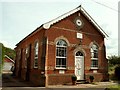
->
15;6;109;86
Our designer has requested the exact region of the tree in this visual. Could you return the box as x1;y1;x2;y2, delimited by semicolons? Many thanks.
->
0;43;16;74
108;55;120;81
0;43;5;75
108;55;120;65
115;66;120;80
4;47;16;60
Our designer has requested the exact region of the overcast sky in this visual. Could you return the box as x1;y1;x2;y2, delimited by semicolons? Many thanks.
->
0;0;119;57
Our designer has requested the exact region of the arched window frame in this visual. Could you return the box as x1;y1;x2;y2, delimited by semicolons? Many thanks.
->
75;51;84;56
34;41;39;68
90;44;99;69
25;47;29;68
56;39;67;69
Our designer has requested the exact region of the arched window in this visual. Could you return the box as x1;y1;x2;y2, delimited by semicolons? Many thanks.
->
34;41;39;68
56;39;67;68
91;44;98;68
76;51;83;56
25;47;28;68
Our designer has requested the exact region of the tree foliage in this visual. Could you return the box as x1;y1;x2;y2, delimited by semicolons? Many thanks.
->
0;43;4;74
108;55;120;65
115;66;120;80
4;47;16;60
108;55;120;81
0;43;16;63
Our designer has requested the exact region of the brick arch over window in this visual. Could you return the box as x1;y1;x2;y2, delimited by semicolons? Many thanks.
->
89;41;100;50
54;36;70;46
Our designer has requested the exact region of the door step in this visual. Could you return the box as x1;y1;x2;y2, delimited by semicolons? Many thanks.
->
76;80;89;84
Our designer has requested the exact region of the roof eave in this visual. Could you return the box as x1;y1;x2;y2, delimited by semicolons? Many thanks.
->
80;7;108;38
16;5;108;47
43;6;81;29
42;5;108;38
4;55;15;63
16;25;43;46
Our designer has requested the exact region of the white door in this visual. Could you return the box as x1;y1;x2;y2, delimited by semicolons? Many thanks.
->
75;51;84;80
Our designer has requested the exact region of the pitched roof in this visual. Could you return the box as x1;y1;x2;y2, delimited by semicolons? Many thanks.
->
16;5;108;46
43;5;108;37
4;55;15;63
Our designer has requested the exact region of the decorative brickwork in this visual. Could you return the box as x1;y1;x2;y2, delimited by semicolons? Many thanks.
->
15;6;108;86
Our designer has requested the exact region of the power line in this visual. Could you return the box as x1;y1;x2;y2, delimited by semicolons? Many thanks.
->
91;0;120;13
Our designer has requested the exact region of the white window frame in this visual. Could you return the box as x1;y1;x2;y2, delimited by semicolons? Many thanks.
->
34;41;39;68
56;40;67;69
25;47;29;68
90;44;98;69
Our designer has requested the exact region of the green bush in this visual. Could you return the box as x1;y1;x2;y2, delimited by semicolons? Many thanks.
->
115;66;120;80
89;75;94;83
89;75;94;80
108;55;120;65
71;75;77;81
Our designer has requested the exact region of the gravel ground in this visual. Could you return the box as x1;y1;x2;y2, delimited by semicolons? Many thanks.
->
47;81;118;88
1;72;119;90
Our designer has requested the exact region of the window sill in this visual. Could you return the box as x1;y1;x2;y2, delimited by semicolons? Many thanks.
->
90;67;99;70
55;67;67;70
34;67;38;69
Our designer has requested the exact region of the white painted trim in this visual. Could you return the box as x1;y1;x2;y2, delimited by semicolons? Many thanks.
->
55;67;66;70
43;6;80;29
54;36;70;46
73;47;86;57
42;5;108;37
90;67;99;70
75;52;84;80
4;55;15;63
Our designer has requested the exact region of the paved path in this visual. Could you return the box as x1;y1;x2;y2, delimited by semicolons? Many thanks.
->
2;73;37;87
1;73;119;90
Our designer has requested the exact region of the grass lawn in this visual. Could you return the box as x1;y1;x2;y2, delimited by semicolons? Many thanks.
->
107;84;120;90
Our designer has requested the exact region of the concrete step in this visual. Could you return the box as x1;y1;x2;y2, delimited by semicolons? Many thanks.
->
76;80;89;84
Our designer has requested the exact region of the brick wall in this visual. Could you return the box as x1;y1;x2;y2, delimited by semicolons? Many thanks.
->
15;11;108;86
15;29;46;86
45;11;108;85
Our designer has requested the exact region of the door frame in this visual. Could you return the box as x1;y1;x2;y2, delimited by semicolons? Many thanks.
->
75;51;84;80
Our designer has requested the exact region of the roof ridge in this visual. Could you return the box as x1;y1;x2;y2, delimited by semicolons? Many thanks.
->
81;7;108;37
43;6;81;29
43;5;108;38
16;5;108;46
